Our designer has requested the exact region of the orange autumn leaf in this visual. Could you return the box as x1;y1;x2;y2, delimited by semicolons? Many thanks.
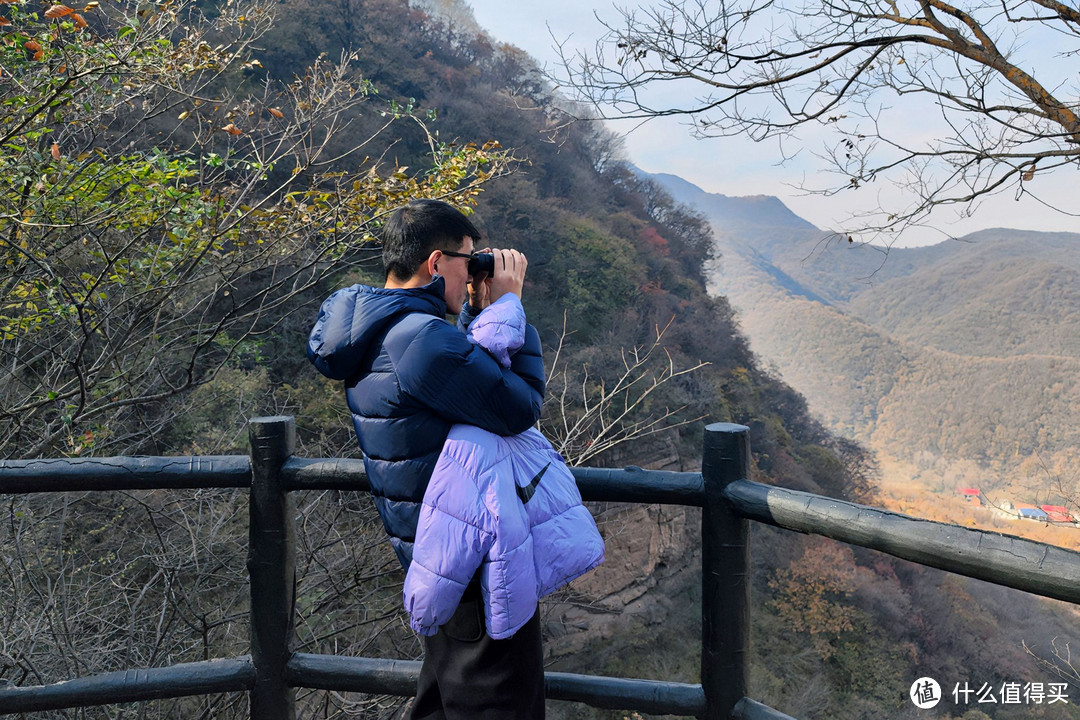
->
221;123;242;136
50;143;61;161
0;17;10;26
33;49;43;61
267;107;284;119
72;12;86;28
44;4;74;18
24;40;42;52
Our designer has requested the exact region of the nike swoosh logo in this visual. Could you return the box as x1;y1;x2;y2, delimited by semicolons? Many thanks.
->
517;462;549;504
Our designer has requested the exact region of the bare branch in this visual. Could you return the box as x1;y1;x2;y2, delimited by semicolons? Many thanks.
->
559;0;1080;238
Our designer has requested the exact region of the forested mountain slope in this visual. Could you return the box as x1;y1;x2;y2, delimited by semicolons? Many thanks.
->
845;231;1080;360
645;171;1080;718
649;170;1080;506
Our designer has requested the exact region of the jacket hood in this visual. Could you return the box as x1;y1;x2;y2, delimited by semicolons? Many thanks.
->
466;295;526;369
308;276;447;380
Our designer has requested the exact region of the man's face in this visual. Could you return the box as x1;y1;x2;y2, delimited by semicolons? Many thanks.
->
438;235;475;315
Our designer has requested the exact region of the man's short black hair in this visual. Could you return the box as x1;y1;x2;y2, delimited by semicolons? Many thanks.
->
381;199;482;281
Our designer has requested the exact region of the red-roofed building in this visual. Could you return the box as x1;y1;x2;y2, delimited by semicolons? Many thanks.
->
1040;505;1076;524
958;488;982;505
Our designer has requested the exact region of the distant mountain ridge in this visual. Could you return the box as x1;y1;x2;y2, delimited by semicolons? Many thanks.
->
638;170;816;234
644;168;1080;493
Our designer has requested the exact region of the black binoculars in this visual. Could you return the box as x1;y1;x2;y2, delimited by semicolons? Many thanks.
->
468;252;495;277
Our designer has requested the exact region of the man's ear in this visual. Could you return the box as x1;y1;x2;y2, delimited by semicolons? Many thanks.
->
427;250;442;277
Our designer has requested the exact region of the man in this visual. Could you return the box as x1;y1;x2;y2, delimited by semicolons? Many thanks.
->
307;198;547;719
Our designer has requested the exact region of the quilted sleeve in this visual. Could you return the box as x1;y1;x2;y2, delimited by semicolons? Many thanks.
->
394;318;545;436
403;453;494;636
466;295;527;368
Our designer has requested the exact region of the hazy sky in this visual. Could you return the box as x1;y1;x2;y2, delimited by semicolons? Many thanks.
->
465;1;1078;247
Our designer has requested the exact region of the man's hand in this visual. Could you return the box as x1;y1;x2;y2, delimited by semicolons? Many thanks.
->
488;249;527;304
468;248;527;311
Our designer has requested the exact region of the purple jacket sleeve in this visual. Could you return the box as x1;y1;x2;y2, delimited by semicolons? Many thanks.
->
466;295;526;368
403;453;494;636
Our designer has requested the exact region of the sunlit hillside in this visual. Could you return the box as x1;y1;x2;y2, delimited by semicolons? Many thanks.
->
650;171;1080;522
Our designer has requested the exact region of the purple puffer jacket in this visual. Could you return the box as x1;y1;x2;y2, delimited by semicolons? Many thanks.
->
403;296;605;639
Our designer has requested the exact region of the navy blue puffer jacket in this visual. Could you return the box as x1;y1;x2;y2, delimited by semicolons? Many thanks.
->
306;277;546;568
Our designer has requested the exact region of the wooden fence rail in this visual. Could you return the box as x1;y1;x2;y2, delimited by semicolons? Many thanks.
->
3;418;1080;719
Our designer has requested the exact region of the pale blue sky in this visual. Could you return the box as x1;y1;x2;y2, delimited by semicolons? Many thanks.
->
466;0;1079;247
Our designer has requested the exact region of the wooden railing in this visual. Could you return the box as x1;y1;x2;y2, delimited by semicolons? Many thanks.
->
4;417;1080;718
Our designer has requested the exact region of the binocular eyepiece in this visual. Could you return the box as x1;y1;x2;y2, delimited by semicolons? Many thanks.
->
467;252;495;277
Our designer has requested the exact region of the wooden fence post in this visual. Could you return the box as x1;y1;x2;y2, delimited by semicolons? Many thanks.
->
701;423;751;719
248;416;298;720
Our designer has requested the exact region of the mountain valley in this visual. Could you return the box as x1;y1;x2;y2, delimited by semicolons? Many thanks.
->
648;170;1080;542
